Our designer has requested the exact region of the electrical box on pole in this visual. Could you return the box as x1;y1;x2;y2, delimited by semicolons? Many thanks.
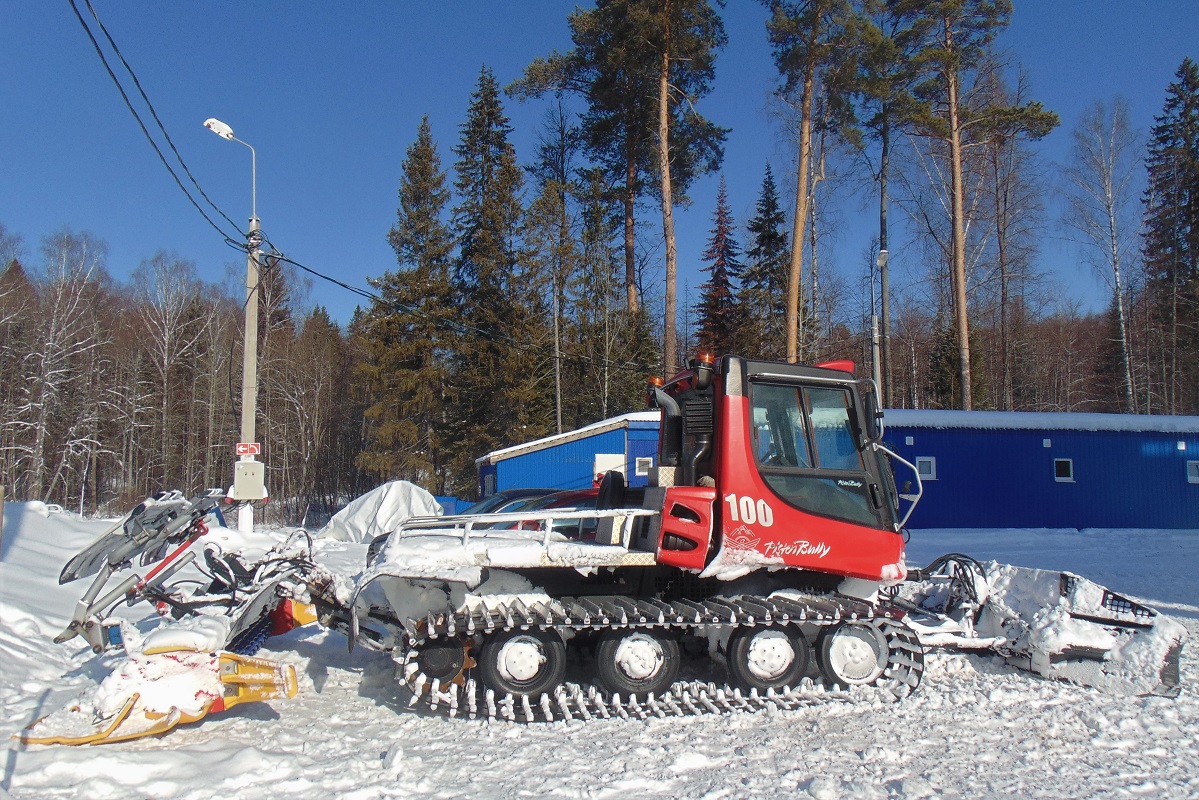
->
232;459;267;501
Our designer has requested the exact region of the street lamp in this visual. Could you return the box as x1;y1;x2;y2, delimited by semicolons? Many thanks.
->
870;249;888;395
877;248;890;407
204;117;266;532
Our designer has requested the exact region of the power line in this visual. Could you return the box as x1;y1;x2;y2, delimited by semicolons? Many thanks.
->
81;0;248;239
275;253;656;378
67;0;243;246
68;0;655;380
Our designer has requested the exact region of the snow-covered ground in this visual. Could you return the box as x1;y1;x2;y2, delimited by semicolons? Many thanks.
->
1;502;1197;799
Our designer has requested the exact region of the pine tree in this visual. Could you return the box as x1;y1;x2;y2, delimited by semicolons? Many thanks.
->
694;177;742;356
901;0;1057;409
513;0;727;370
1142;57;1199;413
841;0;929;404
764;0;853;364
740;164;790;359
357;115;456;494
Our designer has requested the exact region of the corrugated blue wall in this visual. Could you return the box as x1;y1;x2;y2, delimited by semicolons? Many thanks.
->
626;426;659;486
884;426;1199;529
496;429;627;492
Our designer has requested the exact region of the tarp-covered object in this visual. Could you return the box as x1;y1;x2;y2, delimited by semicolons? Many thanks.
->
317;481;443;543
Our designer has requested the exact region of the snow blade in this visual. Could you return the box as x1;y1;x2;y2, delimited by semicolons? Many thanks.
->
900;554;1186;697
18;650;298;746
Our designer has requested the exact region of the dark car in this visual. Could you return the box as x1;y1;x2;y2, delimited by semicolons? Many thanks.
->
504;488;601;539
457;488;555;516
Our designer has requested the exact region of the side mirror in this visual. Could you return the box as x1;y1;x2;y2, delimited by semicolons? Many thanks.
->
861;386;883;444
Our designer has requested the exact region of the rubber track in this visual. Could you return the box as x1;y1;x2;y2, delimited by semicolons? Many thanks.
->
399;593;925;723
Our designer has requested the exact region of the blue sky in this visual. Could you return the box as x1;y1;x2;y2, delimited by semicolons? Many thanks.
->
2;2;1197;327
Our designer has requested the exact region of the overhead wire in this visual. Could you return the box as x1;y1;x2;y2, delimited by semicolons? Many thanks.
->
67;0;244;247
70;0;657;380
80;0;248;240
274;253;657;377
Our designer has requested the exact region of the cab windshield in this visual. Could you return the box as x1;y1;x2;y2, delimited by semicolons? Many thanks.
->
749;382;883;528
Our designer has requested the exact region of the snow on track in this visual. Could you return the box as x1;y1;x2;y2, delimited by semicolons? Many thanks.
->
2;504;1196;799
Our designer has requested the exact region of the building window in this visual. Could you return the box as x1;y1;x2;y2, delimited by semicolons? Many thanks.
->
1188;461;1199;484
635;456;653;477
1054;458;1074;483
916;457;937;481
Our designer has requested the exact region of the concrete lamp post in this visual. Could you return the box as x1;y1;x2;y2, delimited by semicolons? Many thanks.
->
204;117;266;533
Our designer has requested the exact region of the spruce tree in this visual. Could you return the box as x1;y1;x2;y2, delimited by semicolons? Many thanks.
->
357;115;455;494
694;177;742;356
740;164;790;359
1142;57;1199;413
450;68;550;494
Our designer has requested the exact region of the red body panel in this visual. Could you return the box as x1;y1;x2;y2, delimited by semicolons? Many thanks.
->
713;391;904;582
655;486;718;571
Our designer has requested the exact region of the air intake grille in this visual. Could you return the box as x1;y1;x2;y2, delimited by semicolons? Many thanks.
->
683;399;714;435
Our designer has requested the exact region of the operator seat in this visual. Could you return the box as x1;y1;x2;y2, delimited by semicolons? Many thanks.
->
594;471;627;546
596;470;626;509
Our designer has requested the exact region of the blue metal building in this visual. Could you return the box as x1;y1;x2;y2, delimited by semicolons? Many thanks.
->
883;410;1199;529
476;412;661;497
477;409;1199;529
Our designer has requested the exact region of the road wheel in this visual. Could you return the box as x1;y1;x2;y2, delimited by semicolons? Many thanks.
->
726;626;810;691
478;630;566;697
817;622;888;687
594;630;680;695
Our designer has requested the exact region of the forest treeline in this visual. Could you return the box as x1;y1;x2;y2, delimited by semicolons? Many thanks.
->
2;1;1197;518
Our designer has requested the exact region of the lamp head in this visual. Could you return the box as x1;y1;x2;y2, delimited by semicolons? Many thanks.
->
204;118;235;140
876;249;889;269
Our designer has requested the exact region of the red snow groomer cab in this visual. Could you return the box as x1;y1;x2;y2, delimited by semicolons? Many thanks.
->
643;353;916;588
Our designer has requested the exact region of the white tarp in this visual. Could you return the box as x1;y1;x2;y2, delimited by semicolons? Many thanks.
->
317;481;443;543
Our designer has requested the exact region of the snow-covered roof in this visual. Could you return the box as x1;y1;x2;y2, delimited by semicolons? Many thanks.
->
883;409;1199;434
476;411;661;465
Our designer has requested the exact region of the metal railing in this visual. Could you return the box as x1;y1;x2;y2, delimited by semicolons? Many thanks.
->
391;507;659;549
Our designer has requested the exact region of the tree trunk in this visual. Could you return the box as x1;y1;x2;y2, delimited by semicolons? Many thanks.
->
786;68;815;364
659;2;679;374
991;143;1013;410
945;18;974;410
1108;203;1136;413
624;155;639;314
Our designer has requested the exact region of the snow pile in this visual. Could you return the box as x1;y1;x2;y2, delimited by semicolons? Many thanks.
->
317;481;443;543
2;504;1199;799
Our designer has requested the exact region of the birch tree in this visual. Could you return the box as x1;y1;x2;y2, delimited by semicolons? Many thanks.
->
1062;98;1141;413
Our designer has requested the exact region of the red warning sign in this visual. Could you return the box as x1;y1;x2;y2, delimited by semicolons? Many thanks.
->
236;442;261;456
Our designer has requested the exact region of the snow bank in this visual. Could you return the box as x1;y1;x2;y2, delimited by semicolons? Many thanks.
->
316;481;442;543
3;506;1199;799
